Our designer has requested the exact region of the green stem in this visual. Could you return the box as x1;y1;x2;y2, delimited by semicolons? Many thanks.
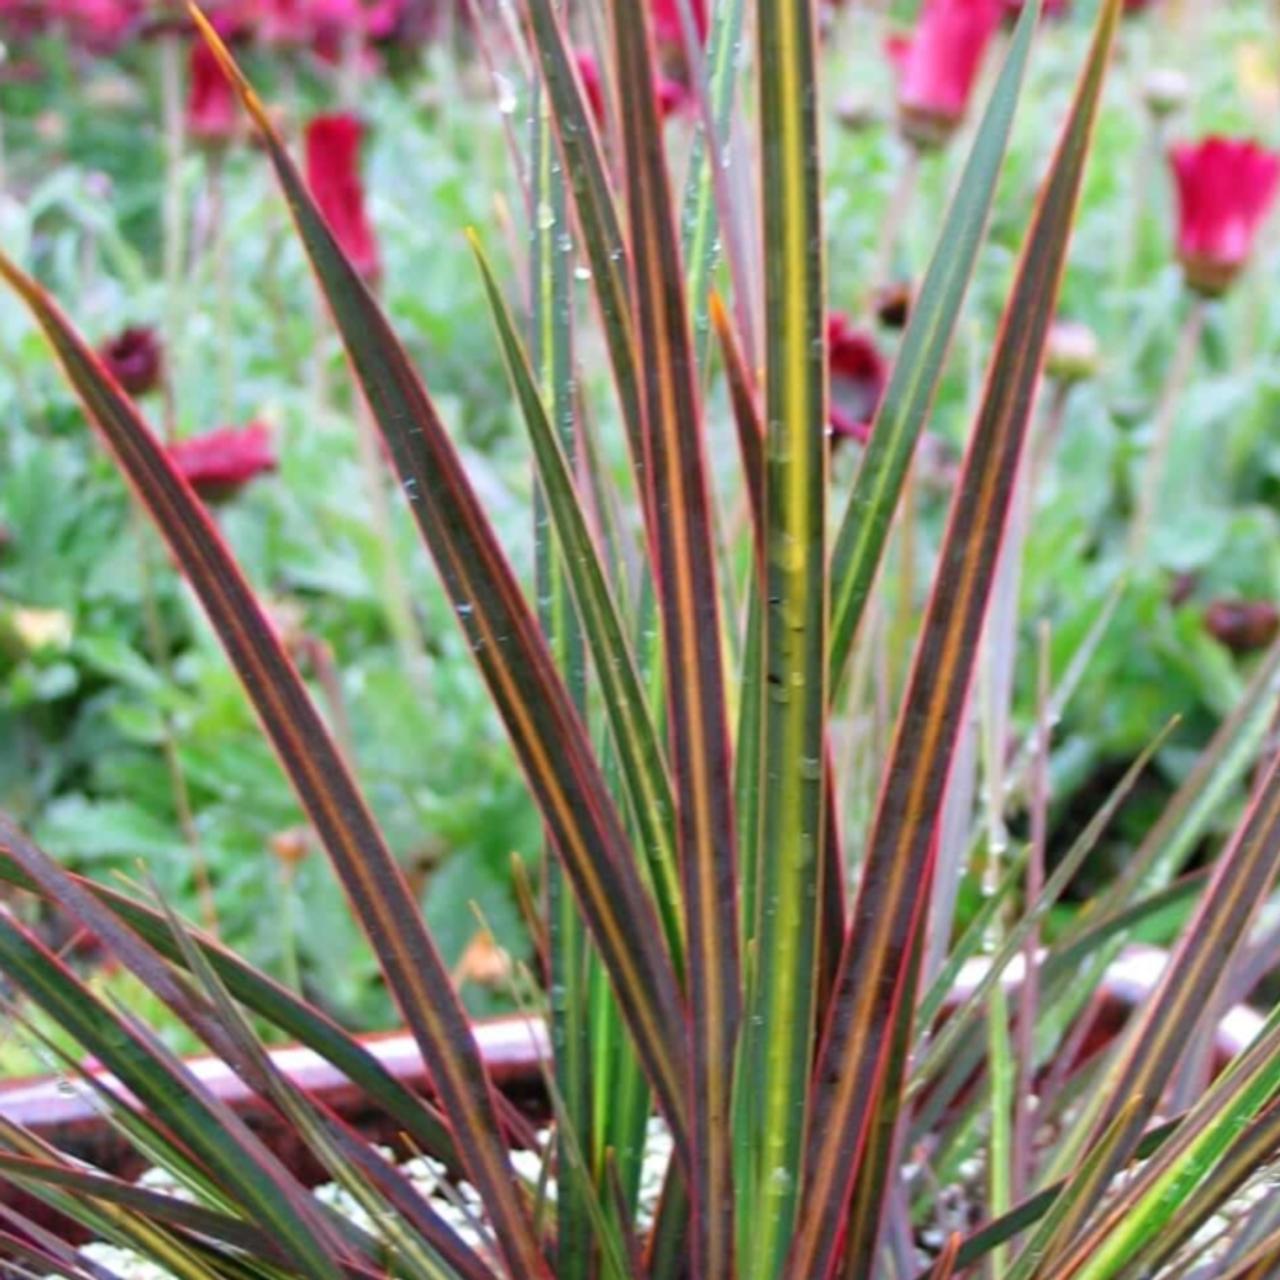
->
207;151;236;424
132;511;218;935
160;34;186;443
353;393;430;691
867;143;921;317
1129;296;1206;561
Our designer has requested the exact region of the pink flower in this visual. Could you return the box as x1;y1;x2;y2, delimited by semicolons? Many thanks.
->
54;0;138;47
221;0;400;44
655;74;692;117
168;423;277;499
98;326;162;396
828;314;886;445
574;47;691;127
651;0;706;47
305;114;380;282
186;41;238;145
888;0;1002;146
575;49;607;125
1169;137;1280;294
1001;0;1069;17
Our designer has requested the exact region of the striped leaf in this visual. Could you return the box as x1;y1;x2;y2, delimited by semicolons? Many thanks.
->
159;894;491;1280
741;0;828;1274
0;248;548;1280
788;4;1121;1274
0;916;350;1280
520;0;646;485
0;854;462;1166
679;0;755;368
1128;1099;1280;1278
530;78;594;1280
911;721;1173;1089
189;10;690;1160
0;1148;343;1275
471;232;683;963
1003;1097;1145;1280
1051;993;1280;1276
924;1110;1187;1276
609;2;741;1273
0;820;489;1280
1059;729;1280;1208
0;1229;110;1280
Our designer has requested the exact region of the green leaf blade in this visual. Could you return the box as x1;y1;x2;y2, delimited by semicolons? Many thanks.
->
188;9;690;1173
788;2;1121;1273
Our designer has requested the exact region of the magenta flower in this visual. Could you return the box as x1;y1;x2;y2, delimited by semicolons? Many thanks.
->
220;0;401;45
887;0;1002;146
1169;137;1280;293
98;327;162;397
168;423;277;499
1001;0;1069;17
575;49;608;125
52;0;138;48
305;114;380;283
828;314;887;445
186;41;238;145
651;0;706;47
574;47;691;127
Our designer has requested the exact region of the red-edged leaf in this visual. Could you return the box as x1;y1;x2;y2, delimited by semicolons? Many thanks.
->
0;250;548;1280
0;915;351;1280
743;0;830;1269
610;3;741;1273
786;3;1122;1275
188;9;690;1168
0;855;464;1166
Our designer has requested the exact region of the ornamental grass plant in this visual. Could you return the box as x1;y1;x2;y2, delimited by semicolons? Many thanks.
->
4;1;1280;1278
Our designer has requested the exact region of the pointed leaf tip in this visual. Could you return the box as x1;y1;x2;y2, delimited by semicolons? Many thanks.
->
189;4;273;135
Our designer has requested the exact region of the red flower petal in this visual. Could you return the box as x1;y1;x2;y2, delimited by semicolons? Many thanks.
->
1169;136;1280;292
305;113;381;283
888;0;1002;140
167;423;278;499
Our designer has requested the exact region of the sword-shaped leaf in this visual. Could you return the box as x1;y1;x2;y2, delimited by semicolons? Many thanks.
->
189;9;690;1162
1057;734;1280;1217
741;0;828;1273
470;231;683;964
0;854;463;1166
609;2;740;1272
0;916;351;1280
788;4;1120;1274
520;0;647;488
0;246;549;1279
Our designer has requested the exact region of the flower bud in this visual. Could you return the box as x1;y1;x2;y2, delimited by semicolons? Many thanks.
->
98;326;162;397
874;279;913;330
269;827;312;869
1205;600;1280;655
1143;67;1190;120
1045;320;1100;384
1170;137;1280;296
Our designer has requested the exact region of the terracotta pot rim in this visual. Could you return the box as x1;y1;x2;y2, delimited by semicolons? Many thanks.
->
0;943;1258;1152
